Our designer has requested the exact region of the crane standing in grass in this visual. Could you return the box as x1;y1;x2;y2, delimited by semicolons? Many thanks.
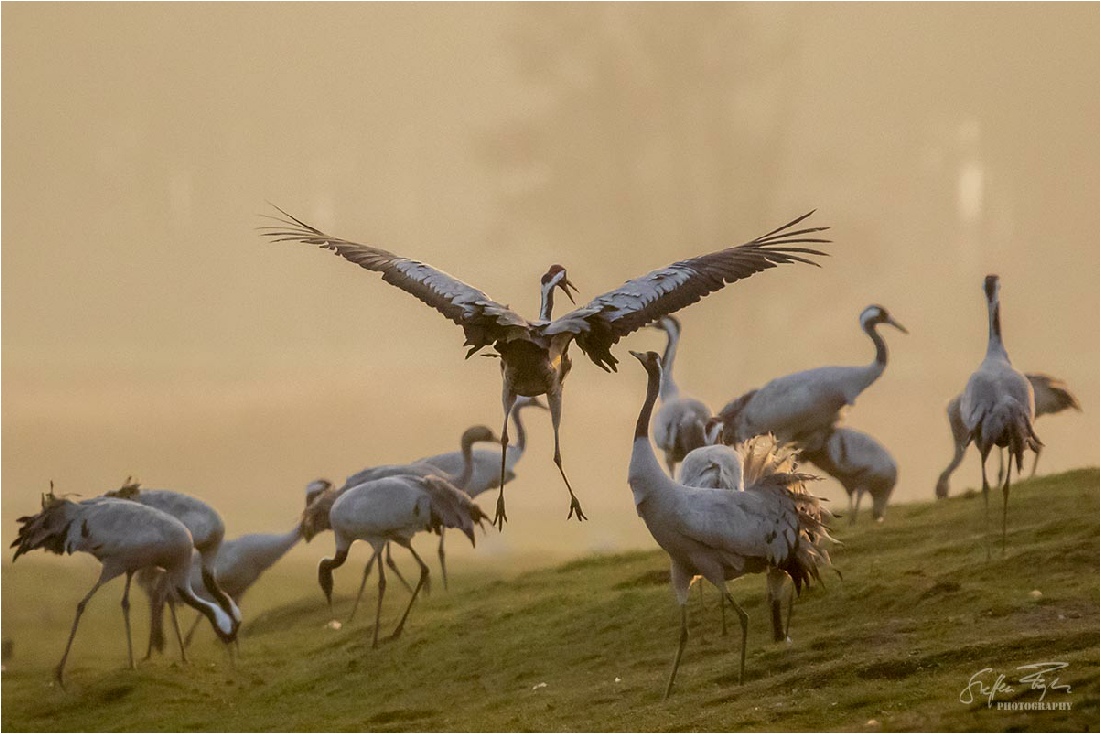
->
800;427;898;524
10;490;237;686
105;480;242;659
304;474;487;648
650;316;712;477
956;275;1041;555
715;305;907;451
263;208;829;528
936;372;1078;498
627;351;833;698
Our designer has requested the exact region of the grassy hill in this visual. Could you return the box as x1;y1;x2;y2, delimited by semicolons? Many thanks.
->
3;468;1098;732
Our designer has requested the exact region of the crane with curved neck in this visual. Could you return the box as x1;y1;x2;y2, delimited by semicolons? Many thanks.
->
649;316;712;476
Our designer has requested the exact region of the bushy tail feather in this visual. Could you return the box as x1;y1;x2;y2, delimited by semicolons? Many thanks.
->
419;475;488;545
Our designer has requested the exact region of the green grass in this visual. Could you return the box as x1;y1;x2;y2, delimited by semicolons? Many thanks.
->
3;469;1098;731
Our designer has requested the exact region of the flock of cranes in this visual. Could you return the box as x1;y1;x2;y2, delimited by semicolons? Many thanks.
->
11;208;1081;697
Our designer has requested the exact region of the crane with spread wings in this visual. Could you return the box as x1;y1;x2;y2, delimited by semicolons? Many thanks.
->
262;208;830;529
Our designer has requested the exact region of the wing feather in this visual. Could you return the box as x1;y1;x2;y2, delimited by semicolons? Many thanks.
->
546;211;830;371
261;207;530;354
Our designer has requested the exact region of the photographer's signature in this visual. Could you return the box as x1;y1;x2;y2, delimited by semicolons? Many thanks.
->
959;662;1072;706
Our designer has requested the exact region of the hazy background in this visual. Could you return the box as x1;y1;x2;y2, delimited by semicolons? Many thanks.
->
3;4;1097;569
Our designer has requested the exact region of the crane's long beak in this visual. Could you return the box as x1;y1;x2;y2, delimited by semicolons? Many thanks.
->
887;316;908;334
558;277;578;304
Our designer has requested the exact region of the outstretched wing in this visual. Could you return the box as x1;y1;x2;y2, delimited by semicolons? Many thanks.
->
545;211;830;371
261;207;532;356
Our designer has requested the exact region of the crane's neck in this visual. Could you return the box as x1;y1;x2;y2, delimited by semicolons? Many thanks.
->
658;321;681;401
862;319;889;383
454;436;476;490
985;295;1009;360
629;359;674;509
171;573;236;642
538;280;558;322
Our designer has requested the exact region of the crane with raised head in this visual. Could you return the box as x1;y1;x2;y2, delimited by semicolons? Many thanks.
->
956;275;1041;555
263;208;830;529
11;489;237;686
650;315;712;477
627;351;833;698
715;305;907;451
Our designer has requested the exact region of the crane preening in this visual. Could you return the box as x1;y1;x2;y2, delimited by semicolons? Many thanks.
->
262;207;830;529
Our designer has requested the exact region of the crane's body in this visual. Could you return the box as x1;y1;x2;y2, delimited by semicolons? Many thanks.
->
936;372;1078;497
311;475;487;648
264;208;830;528
718;305;906;451
956;275;1041;555
105;482;241;657
801;427;897;523
10;492;236;685
627;351;832;698
650;316;712;476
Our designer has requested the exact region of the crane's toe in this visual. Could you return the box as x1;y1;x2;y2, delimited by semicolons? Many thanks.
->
568;497;587;522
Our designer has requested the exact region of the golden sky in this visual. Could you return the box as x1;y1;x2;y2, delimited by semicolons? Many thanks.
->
3;3;1097;563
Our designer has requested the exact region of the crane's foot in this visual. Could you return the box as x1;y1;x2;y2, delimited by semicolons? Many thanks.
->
53;666;67;690
567;495;587;522
493;495;508;531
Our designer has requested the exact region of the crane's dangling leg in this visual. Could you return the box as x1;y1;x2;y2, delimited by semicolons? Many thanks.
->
663;604;689;702
144;575;168;660
372;550;387;649
1029;445;1043;478
168;596;188;664
996;449;1006;486
56;567;118;687
936;401;970;499
120;571;135;669
493;390;519;530
389;540;430;641
852;488;866;526
548;388;586;522
722;590;750;685
715;582;727;636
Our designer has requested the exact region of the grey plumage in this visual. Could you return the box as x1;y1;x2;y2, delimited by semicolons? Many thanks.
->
105;481;241;658
263;207;830;527
314;474;487;648
627;351;833;698
650;316;712;476
935;371;1075;498
10;491;237;686
956;275;1041;555
801;427;897;524
716;305;906;451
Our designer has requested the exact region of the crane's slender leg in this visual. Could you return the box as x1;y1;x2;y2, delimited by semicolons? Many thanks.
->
716;582;727;636
996;449;1006;486
56;567;118;687
144;577;167;660
372;550;387;649
548;387;586;521
168;597;189;664
1029;446;1042;478
120;571;135;669
696;580;704;617
1001;458;1013;556
182;612;203;649
437;532;448;592
722;590;750;685
347;549;379;622
979;445;993;561
847;492;855;525
385;543;415;593
493;389;519;530
663;604;689;701
389;541;430;641
766;568;788;642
